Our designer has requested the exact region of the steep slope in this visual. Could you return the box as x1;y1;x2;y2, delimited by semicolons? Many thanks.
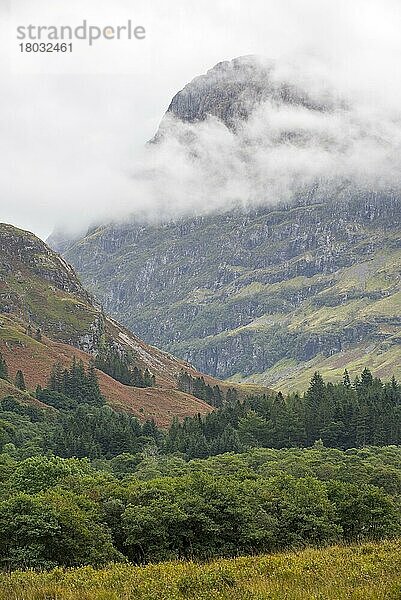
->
153;55;334;137
55;195;401;390
49;56;401;391
0;223;254;425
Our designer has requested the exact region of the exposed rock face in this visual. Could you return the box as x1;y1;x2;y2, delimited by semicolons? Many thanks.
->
57;192;401;387
154;55;332;137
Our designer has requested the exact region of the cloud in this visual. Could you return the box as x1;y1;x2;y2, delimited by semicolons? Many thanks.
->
121;68;401;224
0;0;401;238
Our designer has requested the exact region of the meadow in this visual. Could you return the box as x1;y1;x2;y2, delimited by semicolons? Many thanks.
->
1;539;401;600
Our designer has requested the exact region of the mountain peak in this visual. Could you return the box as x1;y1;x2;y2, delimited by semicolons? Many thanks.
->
155;55;332;138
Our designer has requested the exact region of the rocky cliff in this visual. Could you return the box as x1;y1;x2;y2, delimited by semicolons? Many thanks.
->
54;193;401;391
154;55;334;136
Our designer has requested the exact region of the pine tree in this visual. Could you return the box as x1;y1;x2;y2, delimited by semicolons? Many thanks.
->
356;402;370;446
143;369;153;388
48;362;64;393
359;368;374;389
343;369;351;388
0;351;8;380
304;372;326;445
226;388;238;404
142;419;159;442
15;370;26;391
212;385;223;408
46;358;103;406
193;377;206;400
187;432;210;459
86;360;104;405
271;392;291;448
214;425;242;454
132;366;144;387
177;370;192;394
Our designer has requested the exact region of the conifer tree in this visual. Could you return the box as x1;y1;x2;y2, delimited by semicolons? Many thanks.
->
343;369;351;388
85;360;104;405
15;370;26;391
305;372;326;445
0;351;8;380
177;370;192;394
132;366;144;387
212;385;223;408
226;388;238;404
143;369;153;388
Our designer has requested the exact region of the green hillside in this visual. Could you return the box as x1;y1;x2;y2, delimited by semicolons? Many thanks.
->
0;223;98;347
57;194;401;392
0;223;238;425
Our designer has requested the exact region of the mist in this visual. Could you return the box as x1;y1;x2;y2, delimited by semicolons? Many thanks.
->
125;65;401;225
1;0;401;239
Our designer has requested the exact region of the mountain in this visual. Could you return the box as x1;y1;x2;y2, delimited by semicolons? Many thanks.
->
49;56;401;391
153;55;334;137
0;223;256;425
51;196;400;390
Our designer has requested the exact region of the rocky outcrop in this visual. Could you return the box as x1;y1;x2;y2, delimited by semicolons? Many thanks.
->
153;55;334;138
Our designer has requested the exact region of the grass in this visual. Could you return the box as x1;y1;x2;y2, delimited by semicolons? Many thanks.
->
13;275;98;341
241;344;401;393
1;540;401;599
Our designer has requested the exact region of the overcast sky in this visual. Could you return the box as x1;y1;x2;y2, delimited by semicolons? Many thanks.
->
1;0;400;239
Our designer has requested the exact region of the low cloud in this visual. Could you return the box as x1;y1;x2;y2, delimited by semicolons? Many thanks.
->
1;0;401;238
107;61;401;225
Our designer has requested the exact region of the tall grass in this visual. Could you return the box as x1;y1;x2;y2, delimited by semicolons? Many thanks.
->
1;539;401;600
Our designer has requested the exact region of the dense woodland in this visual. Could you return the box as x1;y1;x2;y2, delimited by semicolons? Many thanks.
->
0;350;401;569
172;368;401;458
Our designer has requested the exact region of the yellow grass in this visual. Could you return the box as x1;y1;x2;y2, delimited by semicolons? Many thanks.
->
1;539;401;599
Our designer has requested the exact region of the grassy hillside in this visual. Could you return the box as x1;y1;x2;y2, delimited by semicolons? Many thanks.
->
232;344;401;394
0;316;212;426
0;223;97;346
2;539;401;599
0;223;262;425
58;195;401;392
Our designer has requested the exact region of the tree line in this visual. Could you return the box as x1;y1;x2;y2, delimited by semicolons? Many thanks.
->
0;345;401;570
1;347;401;462
177;371;236;407
166;369;401;458
0;449;398;569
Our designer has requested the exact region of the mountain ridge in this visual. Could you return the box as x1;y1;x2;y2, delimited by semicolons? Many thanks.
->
0;223;261;425
154;55;336;137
